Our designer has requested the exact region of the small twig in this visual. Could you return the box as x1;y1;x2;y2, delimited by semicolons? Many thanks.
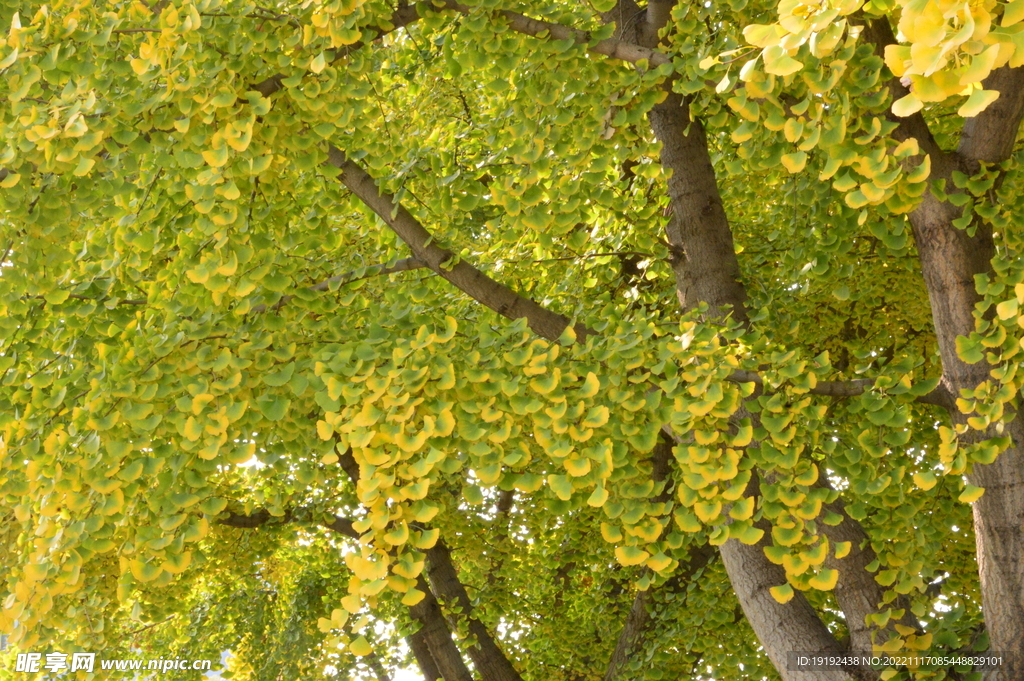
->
248;257;427;315
125;615;177;639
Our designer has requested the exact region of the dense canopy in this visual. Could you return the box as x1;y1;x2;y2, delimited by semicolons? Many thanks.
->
1;0;1023;680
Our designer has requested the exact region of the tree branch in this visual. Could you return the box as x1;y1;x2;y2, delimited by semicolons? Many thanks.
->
957;66;1024;164
248;256;427;314
328;147;591;342
857;18;945;159
217;507;360;540
252;5;423;98
434;0;670;68
815;479;918;653
718;527;876;681
603;543;715;680
330;450;477;681
425;540;524;681
726;370;952;406
407;626;443;681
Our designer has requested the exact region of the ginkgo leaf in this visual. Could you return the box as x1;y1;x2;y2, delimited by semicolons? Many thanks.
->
349;636;372;657
808;568;839;590
959;485;985;503
770;584;795;603
614;546;650;566
958;88;1000;117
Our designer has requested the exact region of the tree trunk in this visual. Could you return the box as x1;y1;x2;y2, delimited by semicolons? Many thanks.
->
408;576;477;681
719;535;876;681
425;542;524;681
904;65;1024;679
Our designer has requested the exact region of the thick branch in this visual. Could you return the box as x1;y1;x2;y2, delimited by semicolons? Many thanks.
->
331;450;477;681
726;370;952;406
719;530;875;681
435;0;670;67
328;147;590;342
217;507;361;539
958;66;1024;163
647;92;749;322
857;18;944;159
817;483;917;652
408;627;443;681
425;540;524;681
641;0;678;47
408;576;477;681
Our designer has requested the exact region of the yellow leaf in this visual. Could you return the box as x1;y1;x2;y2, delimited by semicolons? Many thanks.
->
913;471;937;490
959;484;985;503
183;416;202;442
808;567;839;590
1005;0;1024;25
161;551;192;574
202;146;229;167
601;522;623;542
892;93;923;117
341;594;362;613
401;588;426;606
834;541;852;559
674;508;702;532
996;298;1019;320
781;151;807;173
646;552;674;572
582;405;610;428
414;527;440;549
729;497;755;520
349;636;372;657
959;88;1000;117
732;523;765;545
565;457;591;477
770;583;794;603
694;500;722;522
383;522;409;546
614;545;650;566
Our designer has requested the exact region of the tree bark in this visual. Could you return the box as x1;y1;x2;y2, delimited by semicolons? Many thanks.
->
646;94;749;324
902;64;1024;679
408;577;477;681
603;543;715;680
408;627;444;681
719;534;876;681
818;490;917;652
329;147;589;342
425;541;524;681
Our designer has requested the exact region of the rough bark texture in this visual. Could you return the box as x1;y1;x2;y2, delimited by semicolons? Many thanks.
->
719;535;875;681
329;147;589;342
603;587;653;681
408;578;477;681
408;627;444;681
647;95;749;324
902;63;1024;679
818;491;917;653
405;626;442;679
425;541;525;681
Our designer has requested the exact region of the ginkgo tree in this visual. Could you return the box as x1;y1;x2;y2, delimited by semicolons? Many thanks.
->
1;0;1023;678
